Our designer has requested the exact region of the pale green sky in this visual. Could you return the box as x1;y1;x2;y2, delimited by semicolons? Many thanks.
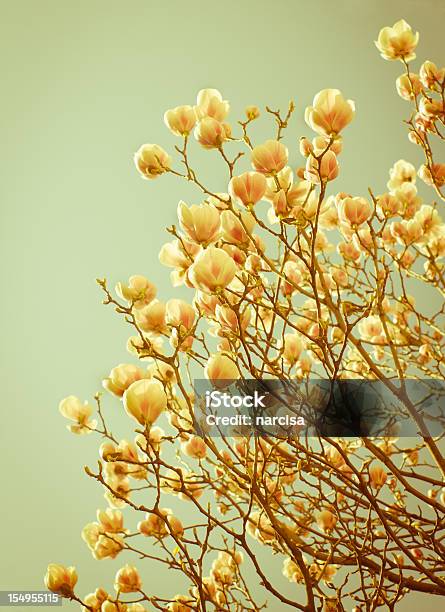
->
1;0;444;609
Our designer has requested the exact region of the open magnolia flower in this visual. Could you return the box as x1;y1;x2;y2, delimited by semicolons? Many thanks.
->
375;19;419;61
51;20;445;612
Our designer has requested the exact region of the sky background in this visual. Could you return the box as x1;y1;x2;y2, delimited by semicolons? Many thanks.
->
1;0;444;609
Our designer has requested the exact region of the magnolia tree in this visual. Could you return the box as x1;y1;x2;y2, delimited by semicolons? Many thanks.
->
46;20;445;612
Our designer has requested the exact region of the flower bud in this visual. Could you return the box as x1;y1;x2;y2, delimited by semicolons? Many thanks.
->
181;435;207;459
134;144;171;179
245;105;260;120
369;465;387;489
396;73;422;100
420;61;445;89
114;565;142;593
123;379;167;426
282;333;304;365
299;137;313;157
44;564;78;597
316;510;337;532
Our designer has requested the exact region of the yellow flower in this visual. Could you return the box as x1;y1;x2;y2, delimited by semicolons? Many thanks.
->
134;144;171;179
177;201;221;245
305;89;355;137
189;246;237;293
114;564;142;593
204;353;239;386
123;379;167;426
375;19;419;62
396;73;422;100
194;117;227;149
245;105;260;120
220;209;255;246
338;196;372;228
369;465;387;489
251;139;288;175
135;301;168;334
420;61;445;89
44;564;77;597
165;298;195;330
195;88;229;121
138;508;184;538
115;275;156;309
229;172;267;207
304;151;339;184
317;509;337;532
102;363;148;397
59;396;97;435
164;105;196;136
282;333;304;365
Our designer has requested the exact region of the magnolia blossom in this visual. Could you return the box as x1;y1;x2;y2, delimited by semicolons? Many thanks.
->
282;333;304;365
189;246;237;293
387;159;416;192
134;144;171;179
195;88;229;121
205;354;239;384
396;73;422;100
221;209;255;245
338;196;372;228
369;465;388;489
135;300;168;334
251;140;288;175
59;396;97;434
116;275;156;309
304;151;339;183
418;163;445;188
138;508;184;538
245;105;260;120
102;363;148;396
419;61;445;88
164;105;196;136
317;509;337;532
194;117;227;149
114;565;142;593
178;201;220;245
45;564;78;597
165;298;195;330
159;238;201;286
123;379;167;426
181;435;207;459
305;89;355;137
82;523;124;559
229;172;267;207
375;20;419;61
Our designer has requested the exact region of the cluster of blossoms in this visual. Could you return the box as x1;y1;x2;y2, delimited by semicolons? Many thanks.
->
49;19;445;612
